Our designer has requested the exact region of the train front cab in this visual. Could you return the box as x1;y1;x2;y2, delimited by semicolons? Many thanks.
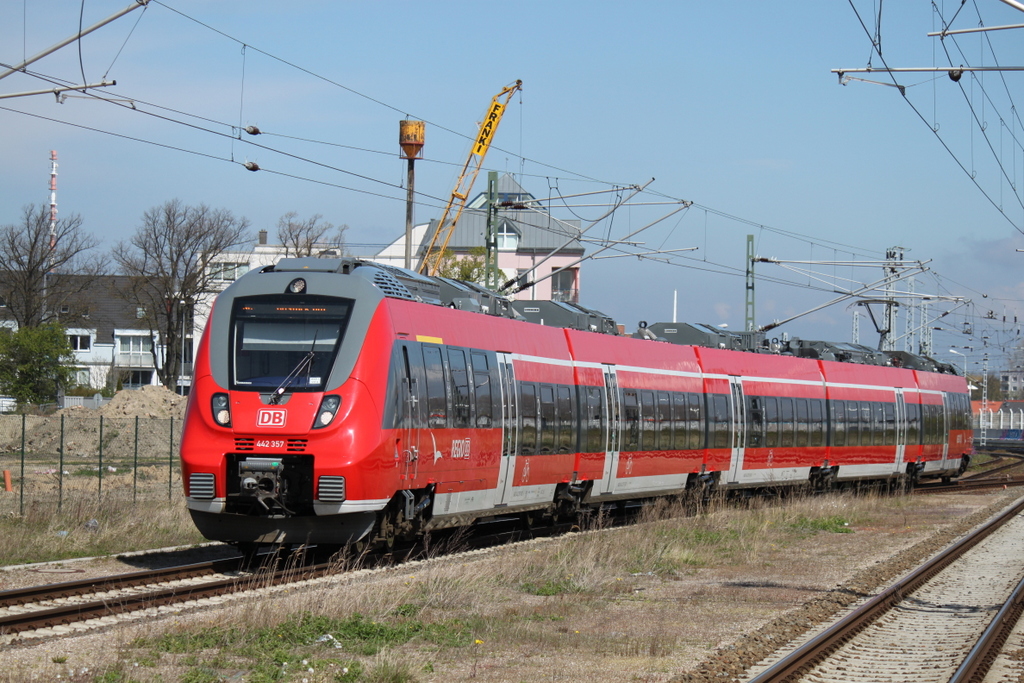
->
181;261;398;546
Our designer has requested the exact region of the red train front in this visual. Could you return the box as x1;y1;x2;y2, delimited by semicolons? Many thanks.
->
182;258;407;547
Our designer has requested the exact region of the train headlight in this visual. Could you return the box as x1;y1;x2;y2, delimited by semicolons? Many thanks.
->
211;393;232;427
287;278;306;294
313;395;341;429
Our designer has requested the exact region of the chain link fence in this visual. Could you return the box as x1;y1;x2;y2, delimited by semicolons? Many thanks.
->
0;414;183;515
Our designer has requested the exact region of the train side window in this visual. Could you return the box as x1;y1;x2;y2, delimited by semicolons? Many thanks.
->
883;403;896;444
688;392;704;450
748;396;763;449
657;392;672;450
584;386;604;453
905;402;921;444
809;399;824;447
539;385;556;455
557;386;574;454
846;401;861;446
764;397;779;448
831;400;846;447
860;402;872;445
447;348;471;429
869;402;881;446
382;346;403;430
778;398;794;447
520;383;537;455
927;404;940;444
640;391;655;451
711;394;731;449
622;389;640;452
670;393;685;449
795;399;809;447
422;345;448;428
471;352;493;428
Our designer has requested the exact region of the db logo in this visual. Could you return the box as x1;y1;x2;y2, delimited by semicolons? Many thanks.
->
256;409;287;428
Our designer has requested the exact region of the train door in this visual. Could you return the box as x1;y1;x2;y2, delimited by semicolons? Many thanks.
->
599;365;621;495
893;388;906;472
397;343;423;481
495;353;519;504
940;392;951;470
726;378;746;483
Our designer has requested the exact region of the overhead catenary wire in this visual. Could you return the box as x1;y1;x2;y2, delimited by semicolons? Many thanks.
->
7;3;1009;339
842;0;1024;236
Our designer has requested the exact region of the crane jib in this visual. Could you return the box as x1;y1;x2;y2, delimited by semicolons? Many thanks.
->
473;101;505;157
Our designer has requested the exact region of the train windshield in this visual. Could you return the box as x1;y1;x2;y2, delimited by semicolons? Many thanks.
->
230;295;353;392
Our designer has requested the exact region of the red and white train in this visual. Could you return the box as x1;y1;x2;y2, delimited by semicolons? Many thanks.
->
180;258;973;549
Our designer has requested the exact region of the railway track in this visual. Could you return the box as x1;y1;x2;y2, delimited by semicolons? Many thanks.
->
0;518;549;643
1;479;1013;647
743;496;1024;683
0;550;361;642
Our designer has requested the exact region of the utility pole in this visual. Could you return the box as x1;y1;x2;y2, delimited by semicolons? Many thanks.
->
745;234;755;332
881;246;904;351
484;171;501;290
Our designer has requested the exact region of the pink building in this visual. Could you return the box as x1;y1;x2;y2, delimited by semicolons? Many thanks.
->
374;174;583;302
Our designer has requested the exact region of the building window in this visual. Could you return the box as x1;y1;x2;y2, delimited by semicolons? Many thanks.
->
68;335;91;351
124;370;153;388
60;305;70;314
119;335;153;355
209;261;250;282
551;268;578;303
74;369;90;386
497;223;519;251
136;307;146;319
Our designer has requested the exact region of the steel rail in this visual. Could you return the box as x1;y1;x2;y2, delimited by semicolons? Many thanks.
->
746;496;1024;683
0;559;333;636
0;558;241;608
949;571;1024;683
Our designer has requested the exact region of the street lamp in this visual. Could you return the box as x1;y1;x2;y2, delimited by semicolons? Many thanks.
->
949;348;966;376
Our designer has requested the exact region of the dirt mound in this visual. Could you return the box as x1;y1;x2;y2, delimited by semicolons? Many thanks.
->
55;385;188;421
99;385;187;420
0;385;187;457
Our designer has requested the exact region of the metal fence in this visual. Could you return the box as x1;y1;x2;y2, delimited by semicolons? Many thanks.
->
0;414;182;514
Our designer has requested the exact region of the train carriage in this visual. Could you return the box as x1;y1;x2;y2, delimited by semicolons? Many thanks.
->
180;258;972;550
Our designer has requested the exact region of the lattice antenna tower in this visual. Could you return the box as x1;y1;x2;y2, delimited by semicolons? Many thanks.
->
48;150;58;260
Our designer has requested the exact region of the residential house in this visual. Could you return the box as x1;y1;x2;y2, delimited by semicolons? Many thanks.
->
373;174;584;302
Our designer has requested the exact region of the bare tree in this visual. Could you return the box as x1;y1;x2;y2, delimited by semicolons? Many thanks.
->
0;204;107;328
276;212;348;257
112;199;250;392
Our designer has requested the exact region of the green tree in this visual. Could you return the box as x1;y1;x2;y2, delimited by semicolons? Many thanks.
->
0;324;76;404
436;247;487;284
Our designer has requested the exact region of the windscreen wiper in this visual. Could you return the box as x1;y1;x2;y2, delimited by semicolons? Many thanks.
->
269;331;318;404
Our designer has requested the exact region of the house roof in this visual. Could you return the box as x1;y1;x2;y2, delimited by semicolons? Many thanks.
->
419;174;583;255
0;274;154;340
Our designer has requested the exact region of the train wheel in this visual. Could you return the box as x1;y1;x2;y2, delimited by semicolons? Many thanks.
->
376;511;398;551
349;538;368;556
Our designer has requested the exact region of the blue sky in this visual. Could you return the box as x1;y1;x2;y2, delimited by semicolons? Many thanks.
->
2;1;1024;372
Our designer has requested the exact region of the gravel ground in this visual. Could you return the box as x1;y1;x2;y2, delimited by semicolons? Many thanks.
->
0;490;1017;683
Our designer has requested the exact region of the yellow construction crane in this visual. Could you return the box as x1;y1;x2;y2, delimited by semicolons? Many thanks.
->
418;80;523;277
